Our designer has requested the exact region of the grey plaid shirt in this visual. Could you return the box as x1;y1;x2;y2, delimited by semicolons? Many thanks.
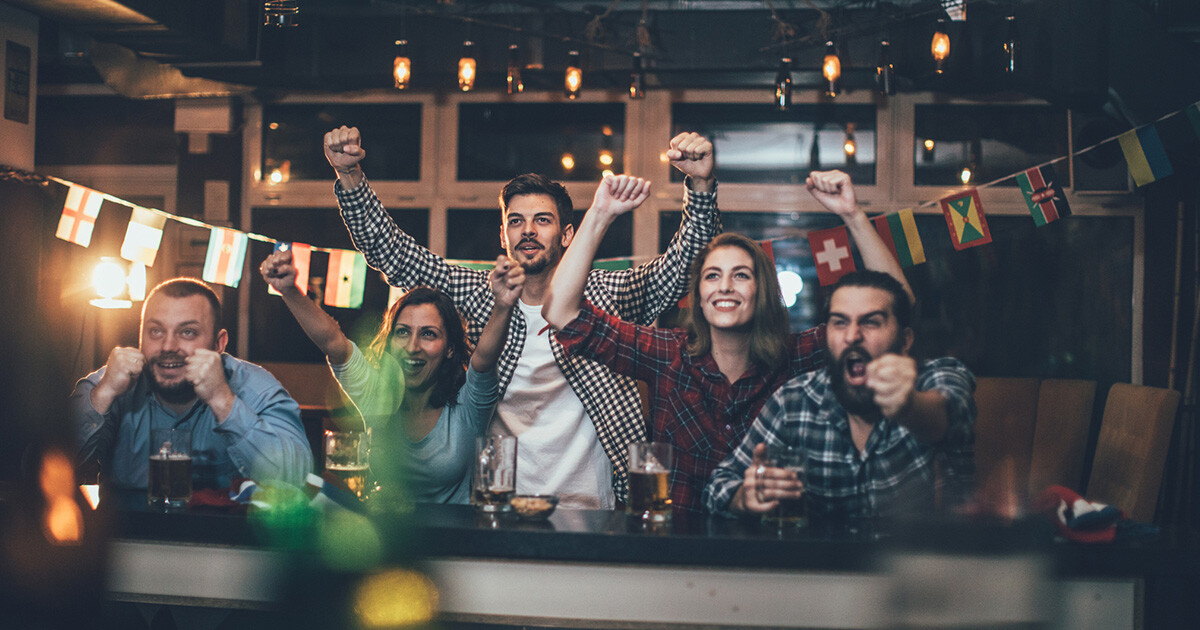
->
335;178;721;501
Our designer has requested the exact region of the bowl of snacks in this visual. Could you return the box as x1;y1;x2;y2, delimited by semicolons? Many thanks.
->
510;494;558;520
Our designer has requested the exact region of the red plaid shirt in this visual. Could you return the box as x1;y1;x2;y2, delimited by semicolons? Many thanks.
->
557;301;827;515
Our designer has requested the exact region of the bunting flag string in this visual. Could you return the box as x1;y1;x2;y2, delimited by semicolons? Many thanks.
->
7;98;1198;299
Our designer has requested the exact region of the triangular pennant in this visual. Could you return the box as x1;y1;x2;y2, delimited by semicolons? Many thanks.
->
202;227;249;288
939;188;992;251
807;226;856;286
55;184;104;247
120;207;167;266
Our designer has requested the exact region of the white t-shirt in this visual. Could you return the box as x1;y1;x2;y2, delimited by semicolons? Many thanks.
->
492;300;615;509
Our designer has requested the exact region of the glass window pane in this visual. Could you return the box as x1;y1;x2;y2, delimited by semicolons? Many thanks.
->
458;103;625;181
262;103;421;181
35;96;177;165
446;207;632;260
672;103;876;185
913;104;1068;187
659;211;1131;382
248;207;429;363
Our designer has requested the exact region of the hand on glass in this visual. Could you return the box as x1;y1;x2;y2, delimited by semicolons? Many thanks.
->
736;443;804;514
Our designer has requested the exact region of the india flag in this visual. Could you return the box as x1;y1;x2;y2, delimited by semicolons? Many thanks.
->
120;206;167;267
202;227;249;288
324;249;367;309
872;209;926;267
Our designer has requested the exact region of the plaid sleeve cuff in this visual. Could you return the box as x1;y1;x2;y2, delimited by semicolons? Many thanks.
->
683;178;718;215
555;300;603;354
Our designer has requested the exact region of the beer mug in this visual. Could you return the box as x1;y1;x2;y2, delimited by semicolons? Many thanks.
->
628;441;673;523
325;428;371;499
148;428;192;510
473;435;517;513
759;443;807;531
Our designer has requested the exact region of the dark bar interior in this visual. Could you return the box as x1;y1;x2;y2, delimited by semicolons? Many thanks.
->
2;1;1200;628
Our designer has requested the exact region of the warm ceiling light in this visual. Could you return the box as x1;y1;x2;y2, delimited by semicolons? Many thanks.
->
629;52;646;100
932;19;950;74
924;139;936;151
599;150;614;166
393;40;411;90
458;41;477;92
959;166;973;184
561;153;576;171
876;40;896;95
506;44;524;94
822;41;841;97
774;57;792;111
564;50;582;99
91;257;132;309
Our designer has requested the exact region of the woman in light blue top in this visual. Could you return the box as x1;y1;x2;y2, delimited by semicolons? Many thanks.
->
261;250;524;503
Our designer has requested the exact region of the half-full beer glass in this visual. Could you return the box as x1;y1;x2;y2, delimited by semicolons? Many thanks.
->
325;428;371;498
629;441;673;523
148;428;192;509
760;443;807;531
474;435;516;513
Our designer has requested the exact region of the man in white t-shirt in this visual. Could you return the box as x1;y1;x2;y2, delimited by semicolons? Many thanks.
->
327;126;721;507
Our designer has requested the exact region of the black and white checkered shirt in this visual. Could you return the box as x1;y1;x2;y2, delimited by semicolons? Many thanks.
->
335;178;721;502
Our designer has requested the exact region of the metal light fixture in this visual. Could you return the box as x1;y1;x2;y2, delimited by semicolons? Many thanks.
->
564;50;582;99
931;19;950;74
822;40;841;97
393;40;411;90
458;40;477;92
506;44;524;94
263;0;299;27
629;52;646;100
876;40;896;95
774;57;792;111
1003;15;1018;74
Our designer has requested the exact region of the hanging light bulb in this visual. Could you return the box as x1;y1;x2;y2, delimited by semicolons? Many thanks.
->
843;124;857;165
822;41;841;97
458;40;477;92
922;138;936;162
774;57;792;111
959;165;973;185
506;44;524;94
876;39;896;95
629;52;646;100
1003;15;1018;74
931;19;950;74
564;50;582;99
393;40;411;90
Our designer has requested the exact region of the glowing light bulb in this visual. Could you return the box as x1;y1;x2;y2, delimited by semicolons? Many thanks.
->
599;150;614;166
564;51;582;99
561;153;576;171
93;259;126;299
924;139;936;151
506;44;523;94
458;41;476;92
960;166;973;184
393;40;411;90
774;57;792;111
932;19;950;74
822;41;841;97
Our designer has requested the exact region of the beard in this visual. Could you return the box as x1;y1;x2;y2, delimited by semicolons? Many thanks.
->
830;336;908;420
512;239;563;275
144;353;196;405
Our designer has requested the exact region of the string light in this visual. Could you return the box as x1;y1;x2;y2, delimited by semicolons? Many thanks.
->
506;44;524;94
959;165;973;184
822;40;841;97
932;18;950;74
629;52;646;100
564;50;582;99
458;41;477;92
393;40;411;90
774;57;792;111
876;40;896;95
843;124;857;165
1003;15;1018;74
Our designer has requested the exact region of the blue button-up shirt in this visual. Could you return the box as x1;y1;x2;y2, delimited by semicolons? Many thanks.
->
71;354;312;489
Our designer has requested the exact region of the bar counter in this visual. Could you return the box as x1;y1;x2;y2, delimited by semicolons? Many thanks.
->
103;490;1200;629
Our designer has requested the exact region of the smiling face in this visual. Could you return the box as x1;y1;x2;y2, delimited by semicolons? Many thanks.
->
139;293;227;404
500;193;574;276
389;302;451;393
826;285;911;416
697;245;759;332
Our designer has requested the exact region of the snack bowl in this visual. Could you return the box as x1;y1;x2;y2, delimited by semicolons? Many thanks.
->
510;494;558;520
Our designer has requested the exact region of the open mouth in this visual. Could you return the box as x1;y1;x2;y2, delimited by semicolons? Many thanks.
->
517;241;542;254
842;347;871;386
401;358;426;374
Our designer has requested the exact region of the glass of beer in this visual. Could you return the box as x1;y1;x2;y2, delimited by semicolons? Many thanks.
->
148;428;192;510
760;443;807;531
473;435;517;513
325;428;371;499
628;441;672;524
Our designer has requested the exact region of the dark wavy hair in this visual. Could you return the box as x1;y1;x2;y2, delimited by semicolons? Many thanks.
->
367;287;470;409
499;173;575;228
822;270;913;330
684;233;790;373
